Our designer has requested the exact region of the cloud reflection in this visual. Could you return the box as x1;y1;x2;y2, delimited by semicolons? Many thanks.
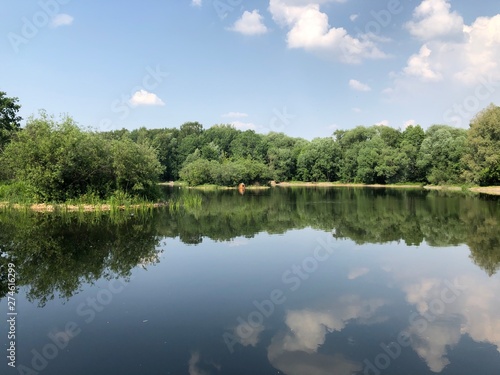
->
267;295;385;375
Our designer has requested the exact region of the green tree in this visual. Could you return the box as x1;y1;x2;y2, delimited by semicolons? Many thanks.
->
111;137;165;197
399;125;425;182
0;91;22;151
297;138;340;181
462;104;500;185
1;112;163;201
417;125;467;184
335;126;377;182
230;130;265;160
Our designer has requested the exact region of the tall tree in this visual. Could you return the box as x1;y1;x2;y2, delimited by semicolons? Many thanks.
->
0;91;22;151
417;125;467;184
462;104;500;185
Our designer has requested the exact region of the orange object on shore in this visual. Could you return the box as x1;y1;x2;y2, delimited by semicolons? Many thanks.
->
238;183;246;195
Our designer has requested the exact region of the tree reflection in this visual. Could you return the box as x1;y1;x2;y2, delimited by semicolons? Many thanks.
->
0;187;499;304
0;211;161;305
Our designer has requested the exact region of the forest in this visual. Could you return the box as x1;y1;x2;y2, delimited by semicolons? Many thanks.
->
0;90;499;203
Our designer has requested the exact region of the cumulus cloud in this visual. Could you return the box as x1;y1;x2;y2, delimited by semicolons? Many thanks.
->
232;322;265;347
349;79;371;92
268;0;387;64
398;0;500;85
375;120;389;126
348;267;369;280
229;10;268;35
129;90;165;107
405;0;464;41
399;276;500;373
50;14;73;28
222;111;249;118
267;295;385;375
403;44;443;82
191;0;202;7
188;352;207;375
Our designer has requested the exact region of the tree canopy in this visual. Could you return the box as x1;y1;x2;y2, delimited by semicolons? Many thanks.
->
0;91;22;151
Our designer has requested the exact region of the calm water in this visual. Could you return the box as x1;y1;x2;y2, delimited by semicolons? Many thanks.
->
1;187;500;375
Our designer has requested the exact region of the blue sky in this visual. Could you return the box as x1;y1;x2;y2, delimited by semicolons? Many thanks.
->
1;0;499;139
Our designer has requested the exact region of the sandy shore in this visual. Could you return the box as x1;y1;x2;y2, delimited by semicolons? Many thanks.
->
276;182;500;196
0;202;168;212
276;182;423;188
469;186;500;195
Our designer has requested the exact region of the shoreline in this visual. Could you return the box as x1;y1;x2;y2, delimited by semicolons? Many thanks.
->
0;201;168;213
162;181;500;195
2;184;499;212
275;182;500;195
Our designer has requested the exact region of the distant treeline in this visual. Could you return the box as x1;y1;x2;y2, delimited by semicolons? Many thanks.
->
0;90;499;203
99;103;499;187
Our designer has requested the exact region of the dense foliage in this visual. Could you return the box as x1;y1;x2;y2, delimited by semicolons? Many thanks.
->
0;91;22;152
0;111;164;201
97;105;499;187
0;91;499;197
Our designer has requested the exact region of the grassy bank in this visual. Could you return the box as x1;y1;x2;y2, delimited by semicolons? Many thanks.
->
162;180;500;196
0;184;166;213
275;181;500;196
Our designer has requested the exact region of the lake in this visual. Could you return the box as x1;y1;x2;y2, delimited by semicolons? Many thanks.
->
1;187;500;375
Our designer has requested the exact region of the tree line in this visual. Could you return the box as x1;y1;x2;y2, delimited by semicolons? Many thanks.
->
100;104;499;187
1;91;499;202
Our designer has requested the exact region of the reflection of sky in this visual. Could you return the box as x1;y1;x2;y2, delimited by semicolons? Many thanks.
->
6;229;500;375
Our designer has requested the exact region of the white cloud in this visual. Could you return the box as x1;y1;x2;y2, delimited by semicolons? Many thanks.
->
405;0;464;41
375;120;389;126
400;276;500;373
268;0;387;64
229;10;268;35
403;44;443;82
397;1;500;85
232;322;265;347
349;14;358;22
50;14;74;28
222;111;249;118
231;121;257;130
129;90;165;107
191;0;202;7
348;267;369;280
188;352;207;375
349;79;371;92
403;119;416;128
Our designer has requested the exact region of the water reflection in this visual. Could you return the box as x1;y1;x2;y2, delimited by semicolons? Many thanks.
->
0;187;499;374
0;210;161;305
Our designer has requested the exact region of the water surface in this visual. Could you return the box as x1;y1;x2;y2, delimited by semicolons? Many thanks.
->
1;187;500;374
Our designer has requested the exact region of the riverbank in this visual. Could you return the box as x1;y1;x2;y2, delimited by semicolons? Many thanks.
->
161;180;500;196
276;182;500;195
0;201;169;213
